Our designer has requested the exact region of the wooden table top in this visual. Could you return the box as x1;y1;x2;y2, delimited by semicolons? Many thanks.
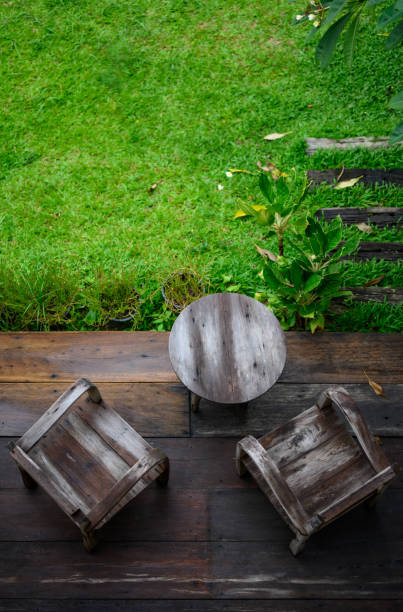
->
168;293;286;404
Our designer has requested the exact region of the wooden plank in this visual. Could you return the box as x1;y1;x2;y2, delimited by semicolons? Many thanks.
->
0;331;176;383
0;332;401;385
1;539;403;598
333;287;403;306
1;601;402;612
315;207;403;227
306;138;396;155
2;437;402;492
307;167;403;186
191;383;403;437
341;242;403;262
0;382;188;437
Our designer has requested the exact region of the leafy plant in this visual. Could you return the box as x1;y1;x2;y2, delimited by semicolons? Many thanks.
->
234;172;309;256
261;215;360;332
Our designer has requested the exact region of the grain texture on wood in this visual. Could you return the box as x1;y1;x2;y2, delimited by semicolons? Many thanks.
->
332;287;403;306
191;383;403;437
0;331;176;383
169;293;286;404
306;137;395;155
0;382;188;437
1;540;403;599
308;167;403;186
315;207;403;227
341;241;403;262
1;601;402;612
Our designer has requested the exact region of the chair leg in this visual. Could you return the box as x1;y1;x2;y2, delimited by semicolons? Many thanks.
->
18;466;37;489
190;392;201;413
157;459;170;487
366;485;386;509
235;443;247;477
289;531;310;556
81;528;97;552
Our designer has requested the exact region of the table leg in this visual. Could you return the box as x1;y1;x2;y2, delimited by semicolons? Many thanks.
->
190;392;201;413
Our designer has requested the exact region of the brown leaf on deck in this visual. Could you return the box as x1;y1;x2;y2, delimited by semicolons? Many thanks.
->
363;371;387;397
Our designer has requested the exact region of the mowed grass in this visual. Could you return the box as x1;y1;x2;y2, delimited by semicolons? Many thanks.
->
0;0;402;331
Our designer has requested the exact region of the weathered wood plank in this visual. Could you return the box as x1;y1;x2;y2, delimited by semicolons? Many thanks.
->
1;601;402;612
191;383;403;437
307;167;403;186
0;539;403;598
333;287;403;306
306;137;397;155
315;207;403;227
341;242;403;262
2;437;402;492
0;382;189;436
0;332;401;384
0;331;177;383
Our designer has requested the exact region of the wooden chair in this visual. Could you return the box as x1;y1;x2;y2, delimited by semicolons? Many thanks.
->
236;386;396;555
9;378;169;551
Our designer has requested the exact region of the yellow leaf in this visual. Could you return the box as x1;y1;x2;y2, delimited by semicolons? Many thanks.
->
258;269;264;279
234;210;247;219
363;371;386;397
228;168;255;175
355;222;373;233
334;176;363;189
252;205;267;212
255;244;278;262
263;131;293;141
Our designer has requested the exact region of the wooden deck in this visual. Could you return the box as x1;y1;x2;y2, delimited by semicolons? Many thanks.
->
0;331;402;611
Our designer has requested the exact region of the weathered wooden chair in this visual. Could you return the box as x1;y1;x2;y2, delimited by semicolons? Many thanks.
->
9;378;169;551
236;386;396;555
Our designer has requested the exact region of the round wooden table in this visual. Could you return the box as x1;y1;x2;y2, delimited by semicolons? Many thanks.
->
168;293;286;410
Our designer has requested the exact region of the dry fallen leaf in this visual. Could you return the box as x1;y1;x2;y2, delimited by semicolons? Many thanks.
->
334;176;363;189
375;436;383;446
364;371;386;397
263;131;293;141
355;222;373;233
367;201;383;206
257;160;288;179
255;244;278;262
148;183;158;194
228;168;255;175
364;275;384;287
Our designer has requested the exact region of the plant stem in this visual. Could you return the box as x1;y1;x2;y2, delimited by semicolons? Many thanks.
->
278;233;284;257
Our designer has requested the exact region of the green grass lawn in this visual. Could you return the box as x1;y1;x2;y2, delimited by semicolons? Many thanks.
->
0;0;402;331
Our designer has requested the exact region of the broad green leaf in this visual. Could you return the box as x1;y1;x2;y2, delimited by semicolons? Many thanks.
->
263;265;280;290
275;176;290;199
326;222;343;252
390;120;403;144
321;0;348;30
368;0;389;5
259;173;274;203
390;90;403;110
344;14;360;66
386;18;403;48
293;214;308;233
316;12;353;68
304;274;322;293
290;261;303;290
256;209;273;225
309;233;323;257
378;4;403;29
341;234;360;256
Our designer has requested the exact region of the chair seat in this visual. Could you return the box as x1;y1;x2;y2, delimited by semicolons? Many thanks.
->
237;386;396;555
9;378;169;550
